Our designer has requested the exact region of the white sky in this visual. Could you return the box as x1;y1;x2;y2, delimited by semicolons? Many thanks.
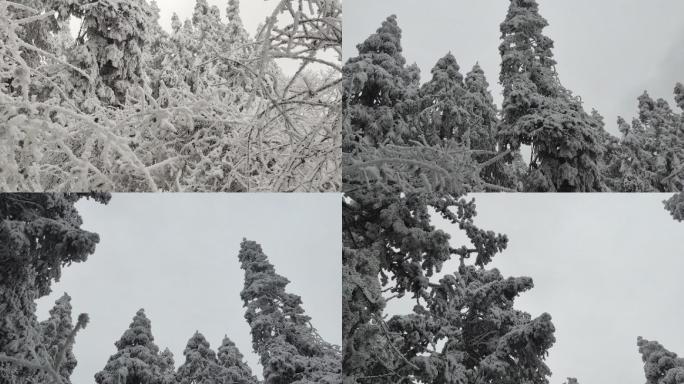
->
343;0;684;135
386;193;684;384
36;193;341;383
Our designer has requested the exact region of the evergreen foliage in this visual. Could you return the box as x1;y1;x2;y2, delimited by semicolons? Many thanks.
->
94;309;170;384
638;337;684;384
343;23;556;376
239;239;341;384
39;294;78;384
175;331;220;384
345;2;684;195
0;193;108;384
217;336;258;384
498;0;603;192
342;15;417;146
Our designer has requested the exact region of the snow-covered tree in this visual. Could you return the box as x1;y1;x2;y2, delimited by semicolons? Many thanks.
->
216;336;258;384
417;53;467;145
665;193;684;222
342;175;555;384
175;331;222;384
498;0;603;192
611;88;684;192
238;239;341;384
38;294;78;384
342;15;417;146
1;0;341;192
342;85;555;383
637;337;684;384
158;348;175;384
0;193;107;383
94;309;170;384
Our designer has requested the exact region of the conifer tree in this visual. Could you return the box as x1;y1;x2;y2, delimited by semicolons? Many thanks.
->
159;348;176;384
417;53;467;145
498;0;603;192
68;0;156;105
217;336;258;384
637;337;684;384
238;239;341;384
463;63;498;150
665;193;684;222
176;331;221;384
0;193;108;383
225;0;249;44
342;108;555;384
342;15;417;146
611;88;684;192
39;294;78;383
94;309;169;384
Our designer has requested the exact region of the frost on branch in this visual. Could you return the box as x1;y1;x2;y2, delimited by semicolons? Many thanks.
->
0;0;341;192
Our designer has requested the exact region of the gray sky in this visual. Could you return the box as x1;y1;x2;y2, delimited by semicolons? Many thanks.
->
343;0;684;135
36;193;341;384
386;193;684;384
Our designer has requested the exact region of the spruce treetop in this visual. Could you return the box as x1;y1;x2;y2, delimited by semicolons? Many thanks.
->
95;309;168;384
637;337;684;384
342;15;418;145
355;14;405;65
675;83;684;111
176;331;220;384
114;309;160;353
238;239;341;383
217;336;258;384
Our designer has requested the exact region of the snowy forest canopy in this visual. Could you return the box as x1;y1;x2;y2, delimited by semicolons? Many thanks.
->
341;1;684;383
0;193;341;383
343;0;684;196
0;0;341;192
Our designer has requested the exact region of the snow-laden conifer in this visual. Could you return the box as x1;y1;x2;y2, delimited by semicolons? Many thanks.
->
94;309;170;384
238;239;341;384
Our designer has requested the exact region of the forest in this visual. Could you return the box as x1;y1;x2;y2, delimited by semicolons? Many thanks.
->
0;193;341;383
342;0;684;198
341;0;684;383
0;0;341;192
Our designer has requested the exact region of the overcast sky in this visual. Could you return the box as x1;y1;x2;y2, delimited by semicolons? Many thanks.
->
36;193;341;383
343;0;684;135
386;193;684;384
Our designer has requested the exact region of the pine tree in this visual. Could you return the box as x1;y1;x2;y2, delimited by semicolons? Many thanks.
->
498;0;603;192
637;337;684;384
342;15;418;146
611;88;684;192
225;0;249;44
0;193;108;383
665;192;684;221
39;294;78;383
238;239;341;384
343;79;554;383
159;348;176;384
216;336;258;384
68;0;155;104
176;331;222;384
417;53;467;145
94;309;169;384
